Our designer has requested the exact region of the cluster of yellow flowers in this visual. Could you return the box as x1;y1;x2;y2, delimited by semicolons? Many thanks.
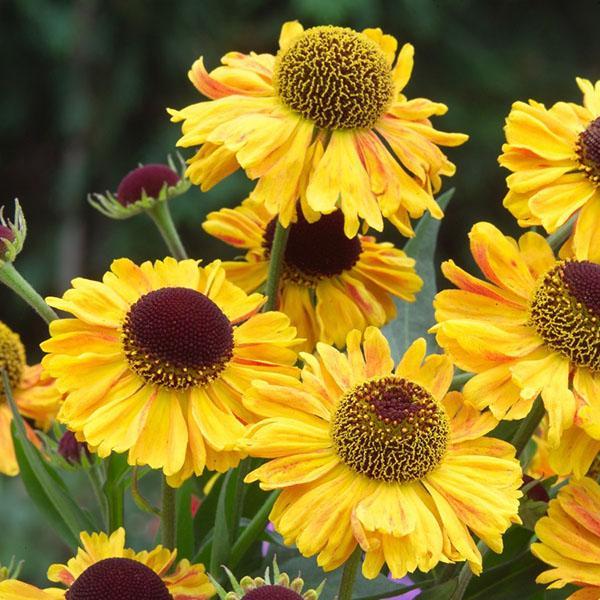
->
1;20;599;600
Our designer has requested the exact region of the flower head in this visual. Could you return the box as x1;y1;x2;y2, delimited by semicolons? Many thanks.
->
500;77;600;254
203;197;422;351
241;327;522;578
433;222;600;475
41;258;299;486
0;200;26;264
212;559;323;600
0;320;62;476
532;477;600;598
169;21;467;237
0;528;214;599
88;157;191;220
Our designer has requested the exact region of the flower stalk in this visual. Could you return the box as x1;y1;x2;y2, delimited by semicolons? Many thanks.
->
161;475;177;550
337;545;362;600
0;262;58;324
148;201;188;260
264;220;289;311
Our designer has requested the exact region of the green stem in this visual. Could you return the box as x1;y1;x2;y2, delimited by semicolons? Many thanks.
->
449;540;487;600
448;398;547;599
338;546;362;600
161;475;177;549
148;201;188;260
231;458;253;542
0;262;58;324
106;479;124;533
86;464;109;529
547;215;576;252
511;396;546;458
450;372;473;391
131;467;160;517
264;221;289;312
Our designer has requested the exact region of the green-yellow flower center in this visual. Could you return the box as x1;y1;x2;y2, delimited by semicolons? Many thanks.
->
529;260;600;372
331;376;449;483
0;321;25;400
122;287;234;389
576;117;600;185
274;26;394;130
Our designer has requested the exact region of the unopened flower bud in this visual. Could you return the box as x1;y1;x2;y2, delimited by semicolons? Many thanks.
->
58;430;90;464
521;474;550;503
0;201;26;264
117;164;180;206
88;155;190;219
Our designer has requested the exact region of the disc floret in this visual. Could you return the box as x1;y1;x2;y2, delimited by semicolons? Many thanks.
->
274;26;394;130
121;287;234;389
576;117;600;185
65;557;172;600
262;210;362;286
529;260;600;372
0;321;25;399
331;375;449;482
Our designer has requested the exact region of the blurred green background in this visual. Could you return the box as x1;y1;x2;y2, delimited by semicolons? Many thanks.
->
2;0;600;586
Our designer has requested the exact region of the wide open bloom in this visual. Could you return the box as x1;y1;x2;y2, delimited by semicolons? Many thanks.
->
532;477;600;598
203;197;422;351
433;222;600;472
169;21;467;237
41;258;299;487
0;528;214;599
241;327;522;578
0;320;62;476
500;78;600;251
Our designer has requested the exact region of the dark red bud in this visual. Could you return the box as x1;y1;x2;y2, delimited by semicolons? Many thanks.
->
521;474;550;503
58;430;90;464
116;164;180;206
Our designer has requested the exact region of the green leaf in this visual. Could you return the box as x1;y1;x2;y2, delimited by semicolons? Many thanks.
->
209;469;237;578
193;474;225;551
519;498;548;531
230;490;278;569
417;579;459;599
382;188;454;360
6;371;96;548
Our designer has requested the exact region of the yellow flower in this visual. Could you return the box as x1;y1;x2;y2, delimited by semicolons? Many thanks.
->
169;22;467;238
0;320;62;476
0;528;214;599
433;222;600;476
41;258;299;487
500;78;600;252
241;327;522;578
203;197;422;351
532;477;600;599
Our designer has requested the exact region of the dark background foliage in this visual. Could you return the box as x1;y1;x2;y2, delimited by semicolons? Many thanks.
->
1;0;599;585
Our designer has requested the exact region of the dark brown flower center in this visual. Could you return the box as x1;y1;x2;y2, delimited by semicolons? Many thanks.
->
529;260;600;372
122;287;234;389
0;321;25;399
331;376;449;482
116;164;180;206
576;117;600;184
274;26;393;130
244;586;304;600
263;211;362;285
65;557;172;600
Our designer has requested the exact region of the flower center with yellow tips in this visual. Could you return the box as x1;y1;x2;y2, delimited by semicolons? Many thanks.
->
66;557;172;600
121;287;234;390
0;321;25;400
274;26;394;130
263;210;362;286
331;376;449;482
529;260;600;372
576;117;600;184
244;586;304;600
